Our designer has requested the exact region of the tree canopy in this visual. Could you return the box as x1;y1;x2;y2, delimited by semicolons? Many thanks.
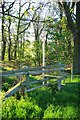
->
0;0;80;74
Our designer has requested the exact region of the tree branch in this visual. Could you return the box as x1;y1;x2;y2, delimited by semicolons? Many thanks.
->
5;0;16;12
0;12;57;23
18;21;31;35
39;25;45;36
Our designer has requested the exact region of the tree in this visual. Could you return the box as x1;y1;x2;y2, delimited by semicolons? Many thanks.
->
1;1;6;61
1;0;16;61
8;11;11;61
1;0;35;61
14;0;21;60
33;12;44;66
13;1;35;60
60;1;80;74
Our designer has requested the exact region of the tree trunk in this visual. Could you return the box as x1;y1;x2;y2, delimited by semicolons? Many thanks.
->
73;37;80;74
73;1;80;74
14;1;21;60
45;33;48;51
8;11;11;61
14;43;17;60
62;1;80;74
35;40;41;66
1;2;6;61
22;38;25;58
8;37;11;61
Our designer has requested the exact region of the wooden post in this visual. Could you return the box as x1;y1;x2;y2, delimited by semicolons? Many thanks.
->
71;63;73;80
25;72;29;90
57;79;61;90
4;79;26;98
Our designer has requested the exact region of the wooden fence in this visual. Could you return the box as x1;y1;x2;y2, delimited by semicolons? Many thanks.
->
0;64;71;98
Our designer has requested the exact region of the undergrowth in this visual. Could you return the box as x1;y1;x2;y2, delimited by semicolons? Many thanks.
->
2;76;80;119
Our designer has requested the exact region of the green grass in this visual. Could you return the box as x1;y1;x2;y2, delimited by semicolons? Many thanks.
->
1;63;80;118
2;76;80;119
28;76;80;118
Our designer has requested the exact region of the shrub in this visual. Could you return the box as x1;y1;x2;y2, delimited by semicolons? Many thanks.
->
43;104;79;118
2;83;10;91
29;87;53;110
16;98;42;118
63;105;78;118
43;104;62;118
2;97;17;118
2;97;42;119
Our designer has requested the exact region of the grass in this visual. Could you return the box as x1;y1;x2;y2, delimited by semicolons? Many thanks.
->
1;63;80;119
28;76;80;118
0;64;80;120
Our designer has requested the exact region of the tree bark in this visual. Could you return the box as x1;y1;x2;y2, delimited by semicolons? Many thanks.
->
8;11;11;61
62;2;80;74
73;37;80;74
1;2;6;61
73;1;80;74
14;1;21;60
33;21;41;66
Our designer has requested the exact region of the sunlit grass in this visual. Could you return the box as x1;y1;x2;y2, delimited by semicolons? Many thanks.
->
43;104;79;118
2;74;80;118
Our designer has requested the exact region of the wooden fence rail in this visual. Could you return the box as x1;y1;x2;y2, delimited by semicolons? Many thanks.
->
0;64;65;76
0;64;70;98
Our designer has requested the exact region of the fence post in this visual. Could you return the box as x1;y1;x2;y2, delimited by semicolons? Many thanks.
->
57;79;61;90
71;63;73;80
25;72;30;90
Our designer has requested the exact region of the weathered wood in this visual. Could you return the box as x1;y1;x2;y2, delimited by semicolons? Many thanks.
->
4;79;26;98
0;68;27;76
26;78;49;86
25;83;50;92
2;77;57;96
26;73;30;89
2;72;28;77
29;67;65;75
27;64;65;71
57;78;64;90
1;64;67;98
0;64;65;77
42;75;66;79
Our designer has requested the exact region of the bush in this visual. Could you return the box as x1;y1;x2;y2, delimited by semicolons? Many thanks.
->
43;104;79;118
28;87;53;110
63;105;78;118
2;97;42;119
2;83;10;91
0;99;2;119
2;97;17;118
43;104;62;118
